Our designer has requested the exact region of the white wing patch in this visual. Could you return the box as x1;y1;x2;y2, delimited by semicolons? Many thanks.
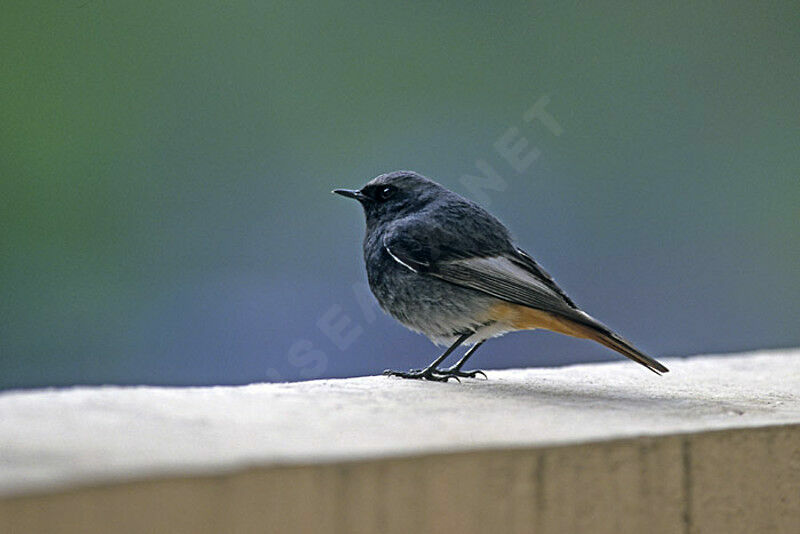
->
429;254;573;312
454;255;557;295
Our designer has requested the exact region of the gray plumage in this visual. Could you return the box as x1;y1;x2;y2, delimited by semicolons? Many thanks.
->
334;170;668;379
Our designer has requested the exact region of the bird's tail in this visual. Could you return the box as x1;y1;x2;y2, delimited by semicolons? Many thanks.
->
556;311;669;375
493;301;669;374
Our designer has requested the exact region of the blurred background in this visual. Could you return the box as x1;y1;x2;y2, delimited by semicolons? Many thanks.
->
1;1;798;390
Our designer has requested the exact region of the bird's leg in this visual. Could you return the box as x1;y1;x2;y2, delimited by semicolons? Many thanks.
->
435;340;487;379
383;333;471;382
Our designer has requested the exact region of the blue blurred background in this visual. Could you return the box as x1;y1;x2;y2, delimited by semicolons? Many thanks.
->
2;1;798;389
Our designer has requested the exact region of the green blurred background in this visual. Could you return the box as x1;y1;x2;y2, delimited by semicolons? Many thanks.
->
2;1;798;389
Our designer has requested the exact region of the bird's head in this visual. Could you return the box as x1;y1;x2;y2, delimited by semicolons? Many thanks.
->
333;170;444;227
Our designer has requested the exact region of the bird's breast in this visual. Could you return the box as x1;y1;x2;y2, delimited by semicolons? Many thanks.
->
363;244;503;343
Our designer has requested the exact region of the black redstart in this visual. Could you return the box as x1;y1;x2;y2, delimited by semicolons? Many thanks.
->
334;170;668;381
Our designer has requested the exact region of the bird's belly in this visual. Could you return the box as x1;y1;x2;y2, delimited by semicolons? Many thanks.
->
368;263;509;345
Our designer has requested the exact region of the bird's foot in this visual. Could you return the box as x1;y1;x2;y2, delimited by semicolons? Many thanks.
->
383;367;459;382
435;366;487;380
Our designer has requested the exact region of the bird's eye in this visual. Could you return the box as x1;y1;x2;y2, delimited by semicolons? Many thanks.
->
379;185;397;201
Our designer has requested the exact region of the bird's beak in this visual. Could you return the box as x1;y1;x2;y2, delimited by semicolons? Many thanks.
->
332;189;366;201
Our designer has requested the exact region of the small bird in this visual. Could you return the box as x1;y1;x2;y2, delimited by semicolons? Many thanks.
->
334;170;668;381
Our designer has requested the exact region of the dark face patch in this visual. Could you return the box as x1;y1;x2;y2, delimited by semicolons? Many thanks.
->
357;171;443;226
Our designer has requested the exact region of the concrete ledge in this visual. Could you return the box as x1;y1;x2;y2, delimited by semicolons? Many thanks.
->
1;350;799;533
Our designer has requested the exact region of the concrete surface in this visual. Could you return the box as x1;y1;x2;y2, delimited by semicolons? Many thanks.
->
1;349;799;533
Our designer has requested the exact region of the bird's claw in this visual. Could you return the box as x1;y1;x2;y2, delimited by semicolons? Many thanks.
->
383;368;459;382
383;366;487;381
434;367;487;380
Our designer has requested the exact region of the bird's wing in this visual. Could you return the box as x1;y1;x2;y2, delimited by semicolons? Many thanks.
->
509;248;578;308
383;231;574;315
